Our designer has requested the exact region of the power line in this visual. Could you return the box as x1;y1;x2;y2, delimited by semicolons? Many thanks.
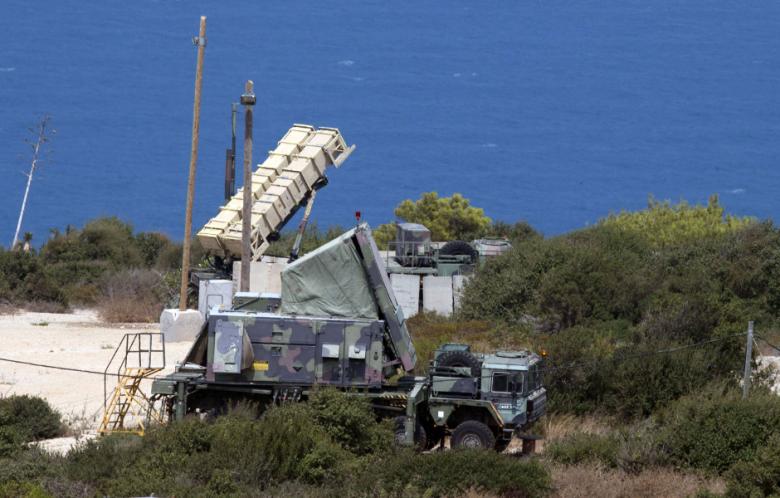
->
0;356;150;378
756;334;780;355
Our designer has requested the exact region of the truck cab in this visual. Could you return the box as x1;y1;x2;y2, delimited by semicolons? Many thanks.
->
480;352;546;434
404;344;546;452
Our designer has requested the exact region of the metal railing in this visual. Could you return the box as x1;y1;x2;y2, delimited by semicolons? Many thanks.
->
103;333;166;415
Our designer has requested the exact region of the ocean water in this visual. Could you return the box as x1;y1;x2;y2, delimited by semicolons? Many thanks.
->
1;1;778;244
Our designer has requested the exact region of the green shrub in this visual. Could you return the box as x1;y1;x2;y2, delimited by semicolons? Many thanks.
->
658;388;780;474
307;388;392;455
724;432;780;497
600;195;754;248
0;395;63;446
0;480;51;498
354;449;551;498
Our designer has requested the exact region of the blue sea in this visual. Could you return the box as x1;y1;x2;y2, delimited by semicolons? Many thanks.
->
1;1;779;245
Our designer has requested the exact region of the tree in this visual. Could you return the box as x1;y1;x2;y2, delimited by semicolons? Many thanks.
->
392;192;491;242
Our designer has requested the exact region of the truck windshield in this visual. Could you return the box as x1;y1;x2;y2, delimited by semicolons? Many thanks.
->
492;372;526;394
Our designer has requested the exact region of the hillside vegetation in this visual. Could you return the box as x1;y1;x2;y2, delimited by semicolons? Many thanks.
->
3;194;780;496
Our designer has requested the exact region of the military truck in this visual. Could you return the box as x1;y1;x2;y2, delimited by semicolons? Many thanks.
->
151;223;545;451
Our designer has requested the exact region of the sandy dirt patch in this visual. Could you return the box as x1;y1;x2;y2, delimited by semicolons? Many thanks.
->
0;309;193;430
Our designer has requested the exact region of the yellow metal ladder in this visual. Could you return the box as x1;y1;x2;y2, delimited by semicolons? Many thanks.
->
99;333;166;436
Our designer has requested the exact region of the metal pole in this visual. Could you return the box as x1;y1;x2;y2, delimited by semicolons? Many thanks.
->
240;81;255;292
179;16;207;311
743;320;754;399
12;117;49;249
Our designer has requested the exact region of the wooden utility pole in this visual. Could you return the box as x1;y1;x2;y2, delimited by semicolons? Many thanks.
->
179;16;207;311
12;115;50;249
240;80;255;292
742;320;755;399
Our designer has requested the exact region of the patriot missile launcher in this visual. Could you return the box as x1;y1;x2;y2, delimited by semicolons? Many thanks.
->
151;224;545;451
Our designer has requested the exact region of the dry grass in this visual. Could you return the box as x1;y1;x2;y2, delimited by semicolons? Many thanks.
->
23;300;69;314
408;313;531;372
549;464;724;498
540;413;614;443
97;269;164;323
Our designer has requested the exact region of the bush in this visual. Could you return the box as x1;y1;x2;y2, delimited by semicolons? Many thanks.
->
355;449;552;497
724;432;780;497
96;269;167;323
307;388;392;455
458;199;780;420
658;388;780;474
0;395;63;446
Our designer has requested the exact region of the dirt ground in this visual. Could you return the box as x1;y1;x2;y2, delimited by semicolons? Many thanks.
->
0;309;192;431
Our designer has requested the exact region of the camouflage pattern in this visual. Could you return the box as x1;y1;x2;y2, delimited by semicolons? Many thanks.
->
354;223;417;371
207;310;385;388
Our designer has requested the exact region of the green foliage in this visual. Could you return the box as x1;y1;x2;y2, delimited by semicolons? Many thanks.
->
724;433;780;498
1;392;552;497
372;223;397;250
600;195;754;248
0;216;182;309
0;481;51;498
658;388;780;474
393;192;492;241
0;395;63;454
486;220;542;243
355;449;551;497
307;388;392;455
457;198;780;418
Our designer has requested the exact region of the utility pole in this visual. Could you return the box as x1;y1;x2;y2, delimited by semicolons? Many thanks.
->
12;116;51;249
179;16;207;311
224;102;237;202
240;81;255;292
743;320;754;399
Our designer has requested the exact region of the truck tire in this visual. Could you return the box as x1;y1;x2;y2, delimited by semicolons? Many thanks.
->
394;416;428;450
439;240;478;260
436;350;481;377
451;420;496;450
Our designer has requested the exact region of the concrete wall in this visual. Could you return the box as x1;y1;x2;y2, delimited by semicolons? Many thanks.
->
390;273;421;318
422;276;454;316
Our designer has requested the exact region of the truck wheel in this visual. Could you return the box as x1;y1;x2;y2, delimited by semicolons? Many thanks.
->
451;421;496;450
394;416;428;450
437;350;481;377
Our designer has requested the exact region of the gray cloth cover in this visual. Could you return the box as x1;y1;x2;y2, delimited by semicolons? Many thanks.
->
280;229;378;318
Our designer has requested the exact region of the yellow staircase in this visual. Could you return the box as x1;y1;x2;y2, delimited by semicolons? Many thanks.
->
99;333;166;436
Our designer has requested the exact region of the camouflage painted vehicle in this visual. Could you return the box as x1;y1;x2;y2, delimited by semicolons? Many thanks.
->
402;344;546;451
151;224;545;452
